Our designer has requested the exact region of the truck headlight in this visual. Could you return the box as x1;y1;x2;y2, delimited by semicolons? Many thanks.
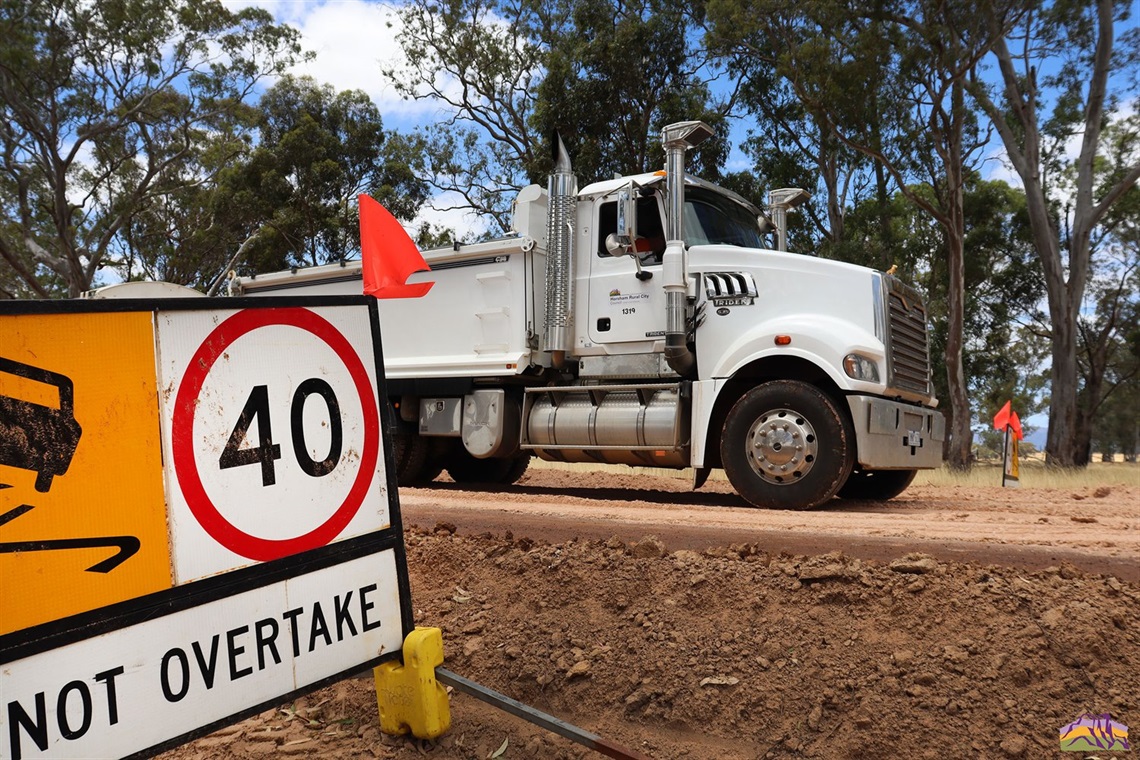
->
843;353;880;383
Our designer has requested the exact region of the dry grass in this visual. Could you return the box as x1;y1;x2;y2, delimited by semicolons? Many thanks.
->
916;460;1140;489
530;457;1140;489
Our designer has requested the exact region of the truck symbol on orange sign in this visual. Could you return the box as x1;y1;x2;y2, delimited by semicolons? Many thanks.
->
0;356;140;573
0;356;83;492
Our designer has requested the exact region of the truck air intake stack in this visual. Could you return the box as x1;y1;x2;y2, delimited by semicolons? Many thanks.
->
661;121;715;377
542;133;578;367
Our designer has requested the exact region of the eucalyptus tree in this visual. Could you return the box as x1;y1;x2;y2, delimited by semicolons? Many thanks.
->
228;76;430;275
705;8;881;257
969;0;1140;466
530;0;727;182
386;0;723;234
708;0;1011;469
122;76;430;288
0;0;304;298
384;0;547;232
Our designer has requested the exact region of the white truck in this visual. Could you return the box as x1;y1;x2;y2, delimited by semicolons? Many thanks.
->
233;121;944;509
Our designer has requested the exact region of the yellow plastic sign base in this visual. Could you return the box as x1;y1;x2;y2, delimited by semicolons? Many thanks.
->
374;626;451;739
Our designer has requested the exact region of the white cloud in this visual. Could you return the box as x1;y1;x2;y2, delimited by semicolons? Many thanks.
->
982;98;1139;193
981;145;1022;189
224;0;449;124
409;191;491;243
290;1;433;119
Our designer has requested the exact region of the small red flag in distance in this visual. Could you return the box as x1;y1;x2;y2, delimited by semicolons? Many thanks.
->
359;194;433;298
1009;410;1024;441
993;400;1012;431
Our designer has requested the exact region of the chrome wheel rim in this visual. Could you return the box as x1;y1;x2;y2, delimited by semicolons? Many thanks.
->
745;408;818;485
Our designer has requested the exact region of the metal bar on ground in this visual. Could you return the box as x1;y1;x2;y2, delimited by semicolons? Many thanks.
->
435;667;652;760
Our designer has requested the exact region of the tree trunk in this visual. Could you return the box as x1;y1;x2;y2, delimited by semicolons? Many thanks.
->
1044;299;1083;467
943;232;971;470
942;87;971;472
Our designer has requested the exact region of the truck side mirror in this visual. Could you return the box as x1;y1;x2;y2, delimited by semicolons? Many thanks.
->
615;181;638;251
605;180;652;279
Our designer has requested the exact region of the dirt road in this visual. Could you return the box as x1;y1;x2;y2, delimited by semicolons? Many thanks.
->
163;467;1139;760
400;466;1140;581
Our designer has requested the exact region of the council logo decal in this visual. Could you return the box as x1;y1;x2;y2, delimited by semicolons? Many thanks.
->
1059;713;1130;752
608;289;649;303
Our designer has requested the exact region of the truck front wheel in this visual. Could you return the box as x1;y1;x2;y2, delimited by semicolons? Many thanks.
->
720;380;854;510
837;468;917;500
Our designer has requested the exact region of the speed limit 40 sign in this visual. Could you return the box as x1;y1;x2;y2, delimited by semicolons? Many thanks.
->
0;296;411;760
157;305;388;582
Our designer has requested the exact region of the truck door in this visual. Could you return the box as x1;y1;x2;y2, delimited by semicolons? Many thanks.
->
587;196;667;348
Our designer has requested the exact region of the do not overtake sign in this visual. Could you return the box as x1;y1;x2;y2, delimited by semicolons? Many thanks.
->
0;296;411;760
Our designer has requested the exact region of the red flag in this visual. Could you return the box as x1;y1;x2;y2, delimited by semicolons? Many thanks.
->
992;400;1011;432
359;194;433;299
1009;410;1024;441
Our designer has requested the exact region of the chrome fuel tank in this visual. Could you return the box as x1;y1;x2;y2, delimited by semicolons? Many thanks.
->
521;383;688;468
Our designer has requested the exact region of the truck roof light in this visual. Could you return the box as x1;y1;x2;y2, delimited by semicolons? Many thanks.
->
775;335;792;345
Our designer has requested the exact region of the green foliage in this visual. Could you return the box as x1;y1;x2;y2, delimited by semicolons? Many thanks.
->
532;0;726;183
386;0;723;233
227;76;429;274
0;0;304;297
122;76;431;286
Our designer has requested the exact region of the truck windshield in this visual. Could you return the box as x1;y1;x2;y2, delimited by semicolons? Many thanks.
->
683;188;764;248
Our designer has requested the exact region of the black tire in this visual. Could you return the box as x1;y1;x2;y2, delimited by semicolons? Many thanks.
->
498;453;531;485
446;449;531;484
719;380;855;510
416;438;456;483
391;429;428;487
837;468;917;500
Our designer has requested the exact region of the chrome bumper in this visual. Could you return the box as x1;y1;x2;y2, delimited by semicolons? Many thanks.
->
846;395;944;470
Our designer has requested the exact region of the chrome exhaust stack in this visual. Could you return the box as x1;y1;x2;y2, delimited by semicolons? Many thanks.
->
543;133;578;368
661;120;714;377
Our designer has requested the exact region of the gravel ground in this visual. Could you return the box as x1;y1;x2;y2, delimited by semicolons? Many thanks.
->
161;470;1139;759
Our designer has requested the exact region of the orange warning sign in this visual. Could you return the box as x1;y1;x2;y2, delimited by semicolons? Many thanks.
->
0;312;173;634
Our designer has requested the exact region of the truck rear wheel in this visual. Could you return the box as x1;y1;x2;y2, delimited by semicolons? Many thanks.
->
446;450;531;485
837;468;917;500
720;380;854;510
392;430;428;487
415;437;456;483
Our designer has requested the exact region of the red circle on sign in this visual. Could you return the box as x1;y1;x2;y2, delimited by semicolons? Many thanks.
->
171;308;380;561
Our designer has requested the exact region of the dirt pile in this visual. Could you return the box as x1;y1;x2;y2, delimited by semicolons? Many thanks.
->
164;524;1139;759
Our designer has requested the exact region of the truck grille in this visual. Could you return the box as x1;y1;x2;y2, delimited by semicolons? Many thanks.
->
885;279;931;396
